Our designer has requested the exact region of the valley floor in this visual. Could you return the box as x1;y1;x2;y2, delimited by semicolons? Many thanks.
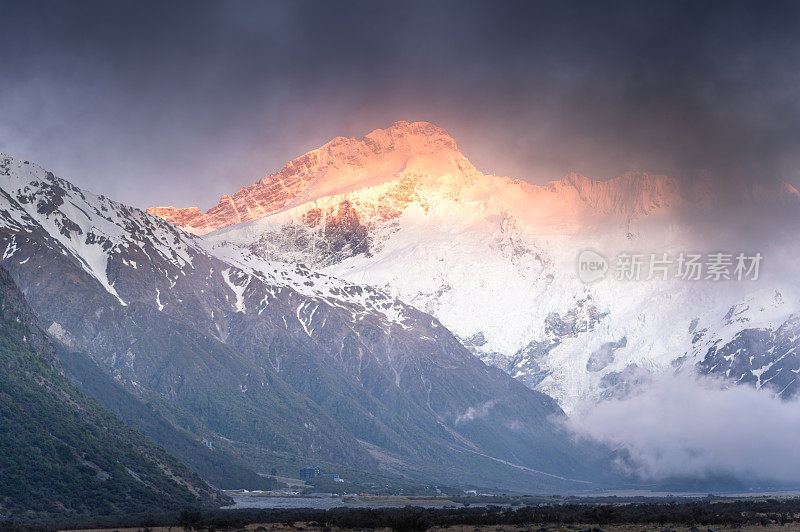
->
23;496;800;531
64;524;800;532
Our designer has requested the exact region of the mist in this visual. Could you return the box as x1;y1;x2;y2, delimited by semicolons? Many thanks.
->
567;371;800;484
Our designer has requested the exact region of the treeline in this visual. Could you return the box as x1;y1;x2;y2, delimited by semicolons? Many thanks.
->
6;497;800;531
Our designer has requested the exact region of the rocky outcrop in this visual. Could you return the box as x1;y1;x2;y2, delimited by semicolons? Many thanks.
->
697;315;800;399
146;206;208;232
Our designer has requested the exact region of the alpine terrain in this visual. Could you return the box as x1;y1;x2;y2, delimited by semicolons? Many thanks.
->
0;153;614;495
150;121;800;412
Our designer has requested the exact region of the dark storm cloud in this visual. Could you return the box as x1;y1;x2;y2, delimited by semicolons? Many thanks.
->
1;0;799;208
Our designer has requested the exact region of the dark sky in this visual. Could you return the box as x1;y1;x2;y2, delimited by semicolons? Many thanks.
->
1;0;799;209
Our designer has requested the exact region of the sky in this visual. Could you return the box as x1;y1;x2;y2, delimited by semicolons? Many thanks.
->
1;0;800;210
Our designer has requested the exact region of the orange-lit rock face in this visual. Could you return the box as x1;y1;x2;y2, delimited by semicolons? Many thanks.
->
147;120;465;234
147;150;324;234
148;119;800;238
145;206;209;232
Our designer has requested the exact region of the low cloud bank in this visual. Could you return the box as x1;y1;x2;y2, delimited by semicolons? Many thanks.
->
566;372;800;483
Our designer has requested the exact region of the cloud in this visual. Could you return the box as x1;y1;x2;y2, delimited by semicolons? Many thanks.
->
2;1;800;212
566;371;800;483
455;399;496;425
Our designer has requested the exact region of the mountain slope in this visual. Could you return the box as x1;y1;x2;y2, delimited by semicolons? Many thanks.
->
153;121;800;411
0;153;615;491
0;155;373;473
0;265;227;518
56;342;276;491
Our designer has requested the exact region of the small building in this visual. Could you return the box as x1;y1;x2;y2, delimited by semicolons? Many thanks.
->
299;466;321;479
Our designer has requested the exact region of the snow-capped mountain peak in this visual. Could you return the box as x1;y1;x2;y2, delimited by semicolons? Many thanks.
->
147;121;477;235
143;123;800;410
0;152;611;491
0;153;422;329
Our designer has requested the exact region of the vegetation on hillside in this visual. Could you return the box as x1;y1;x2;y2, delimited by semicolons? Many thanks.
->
56;343;277;491
0;267;228;518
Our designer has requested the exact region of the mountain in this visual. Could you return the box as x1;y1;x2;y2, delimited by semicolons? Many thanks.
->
0;153;614;492
0;264;227;518
149;121;800;412
55;341;277;491
148;121;473;235
0;157;363;475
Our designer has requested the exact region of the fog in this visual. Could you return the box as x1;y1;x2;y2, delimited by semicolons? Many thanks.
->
567;371;800;483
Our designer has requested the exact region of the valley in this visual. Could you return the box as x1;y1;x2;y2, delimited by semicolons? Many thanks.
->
2;1;798;527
